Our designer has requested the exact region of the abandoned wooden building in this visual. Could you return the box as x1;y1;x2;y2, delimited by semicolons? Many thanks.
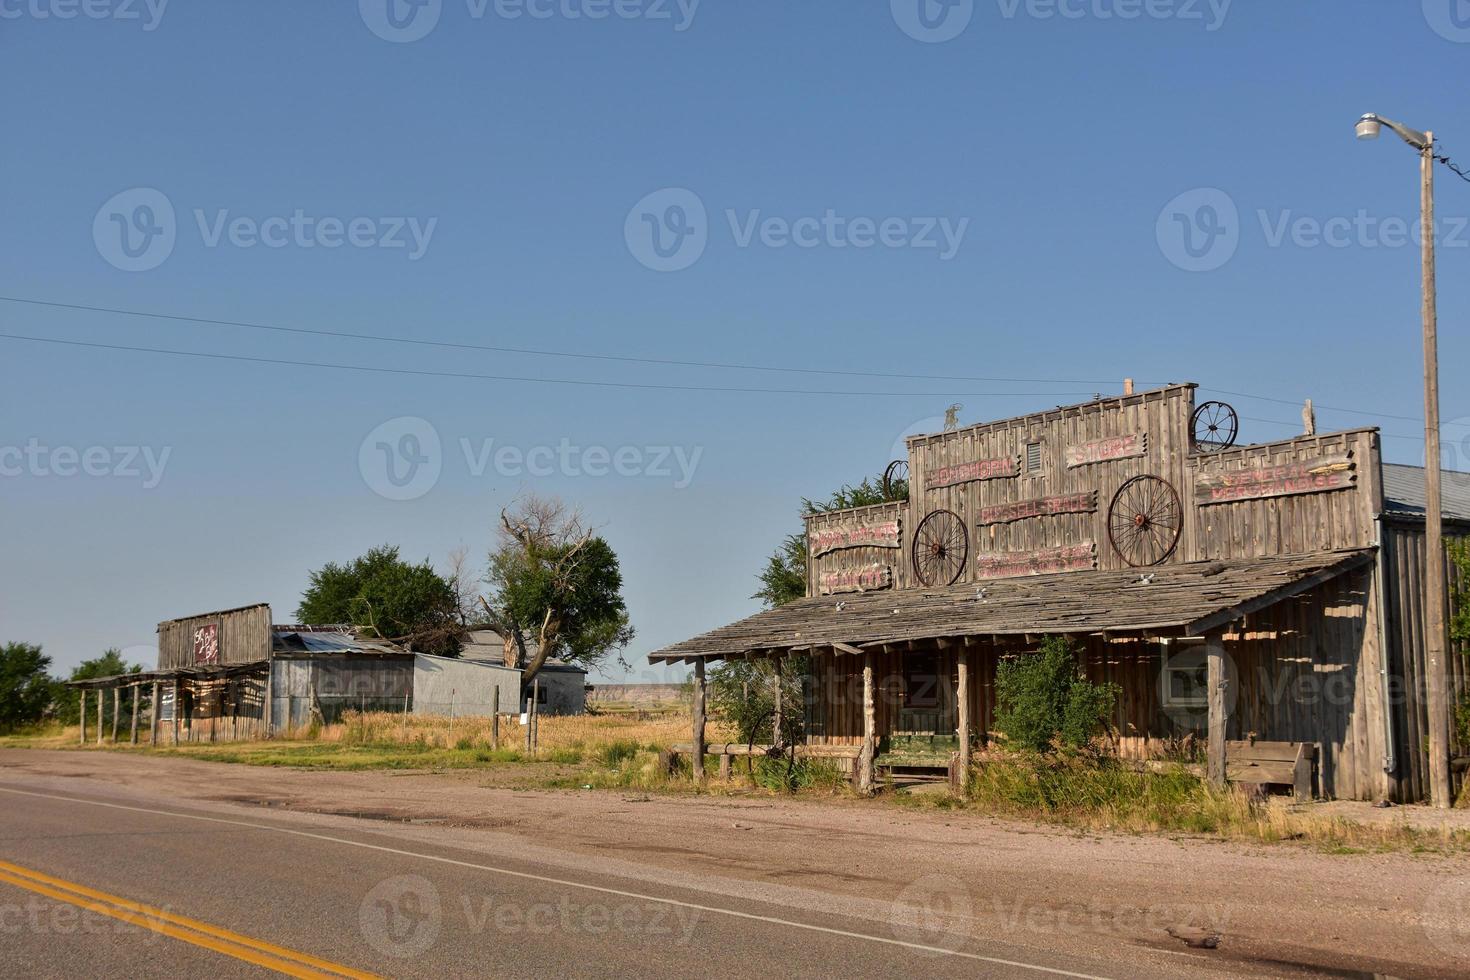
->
68;607;589;744
651;383;1469;803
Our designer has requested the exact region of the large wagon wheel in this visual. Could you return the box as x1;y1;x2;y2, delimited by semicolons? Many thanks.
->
1107;475;1183;567
912;509;968;586
1191;401;1239;453
882;459;910;499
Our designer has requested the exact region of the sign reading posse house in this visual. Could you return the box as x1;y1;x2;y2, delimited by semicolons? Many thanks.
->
808;518;902;557
925;455;1018;490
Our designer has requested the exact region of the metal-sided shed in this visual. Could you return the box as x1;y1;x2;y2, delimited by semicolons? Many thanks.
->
412;653;520;718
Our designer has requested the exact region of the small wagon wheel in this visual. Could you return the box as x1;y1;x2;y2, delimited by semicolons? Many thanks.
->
912;509;968;586
882;459;910;499
1107;475;1183;567
1191;401;1239;453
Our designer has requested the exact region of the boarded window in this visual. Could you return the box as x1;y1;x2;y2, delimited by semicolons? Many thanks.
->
1025;441;1043;473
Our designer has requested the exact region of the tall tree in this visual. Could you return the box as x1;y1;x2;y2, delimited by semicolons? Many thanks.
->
481;495;635;683
0;642;54;732
296;545;461;654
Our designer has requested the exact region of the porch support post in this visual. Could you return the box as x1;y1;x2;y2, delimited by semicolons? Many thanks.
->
129;684;140;744
956;648;972;797
692;659;707;782
111;686;121;743
96;688;103;745
771;653;784;750
858;652;876;795
1206;630;1228;788
78;690;86;745
150;681;160;746
172;679;181;746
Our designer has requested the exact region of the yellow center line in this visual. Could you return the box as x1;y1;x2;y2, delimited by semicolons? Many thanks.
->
0;858;380;980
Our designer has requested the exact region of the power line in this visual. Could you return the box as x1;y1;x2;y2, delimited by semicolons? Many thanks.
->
0;295;1143;389
0;333;1102;399
4;293;1461;430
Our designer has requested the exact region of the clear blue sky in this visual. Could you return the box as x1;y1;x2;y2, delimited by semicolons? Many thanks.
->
3;1;1467;682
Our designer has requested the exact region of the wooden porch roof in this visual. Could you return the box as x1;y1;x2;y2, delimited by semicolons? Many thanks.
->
648;549;1375;663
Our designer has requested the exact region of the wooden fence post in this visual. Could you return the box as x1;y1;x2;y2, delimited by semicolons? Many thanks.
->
531;679;540;753
130;684;140;744
1206;632;1228;788
692;660;707;782
79;690;86;745
150;681;160;746
491;688;500;750
858;654;876;795
956;648;972;797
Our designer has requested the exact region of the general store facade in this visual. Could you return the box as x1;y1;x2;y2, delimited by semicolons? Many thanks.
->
651;383;1468;803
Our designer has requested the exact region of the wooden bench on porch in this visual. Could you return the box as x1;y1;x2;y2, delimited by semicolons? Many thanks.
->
1226;739;1315;798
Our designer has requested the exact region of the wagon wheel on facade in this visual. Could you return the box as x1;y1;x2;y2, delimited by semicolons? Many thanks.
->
1190;400;1239;453
1107;475;1183;567
882;459;910;500
912;509;968;586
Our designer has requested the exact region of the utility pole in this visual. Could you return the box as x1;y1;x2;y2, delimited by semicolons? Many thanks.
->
1357;113;1452;807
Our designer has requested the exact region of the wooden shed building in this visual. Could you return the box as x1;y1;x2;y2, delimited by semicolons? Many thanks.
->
651;383;1468;803
69;604;413;745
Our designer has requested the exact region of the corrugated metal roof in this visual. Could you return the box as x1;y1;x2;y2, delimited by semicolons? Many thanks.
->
1382;463;1470;523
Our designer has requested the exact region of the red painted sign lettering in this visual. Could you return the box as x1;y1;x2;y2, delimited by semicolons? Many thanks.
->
819;565;894;595
977;491;1097;526
926;456;1018;489
1065;433;1147;468
809;518;902;557
1195;455;1355;505
975;543;1097;579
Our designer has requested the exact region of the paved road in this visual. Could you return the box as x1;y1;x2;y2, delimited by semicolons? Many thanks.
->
0;774;1264;980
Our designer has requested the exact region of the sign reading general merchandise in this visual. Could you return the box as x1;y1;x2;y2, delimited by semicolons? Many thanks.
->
1195;454;1355;505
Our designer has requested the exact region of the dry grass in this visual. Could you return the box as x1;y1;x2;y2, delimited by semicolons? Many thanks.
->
320;709;723;754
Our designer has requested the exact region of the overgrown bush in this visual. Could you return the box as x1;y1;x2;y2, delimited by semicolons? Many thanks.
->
992;635;1119;753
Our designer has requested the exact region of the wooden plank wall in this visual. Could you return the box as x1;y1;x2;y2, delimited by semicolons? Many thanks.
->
157;605;272;669
807;391;1386;595
1186;430;1382;561
800;573;1384;799
804;501;907;598
1219;569;1383;801
154;675;268;742
906;386;1194;579
1382;522;1469;804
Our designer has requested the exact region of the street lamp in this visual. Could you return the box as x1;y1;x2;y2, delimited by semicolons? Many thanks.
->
1357;111;1450;808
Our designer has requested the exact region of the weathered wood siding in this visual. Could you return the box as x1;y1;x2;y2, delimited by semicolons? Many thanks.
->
1381;521;1469;804
806;390;1385;593
802;571;1385;799
156;605;272;669
1186;430;1382;561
